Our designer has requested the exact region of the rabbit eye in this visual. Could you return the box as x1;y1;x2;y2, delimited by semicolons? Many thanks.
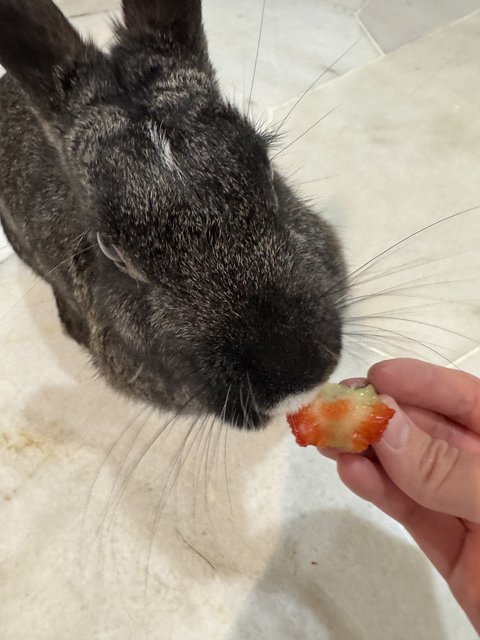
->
97;233;125;265
96;232;149;284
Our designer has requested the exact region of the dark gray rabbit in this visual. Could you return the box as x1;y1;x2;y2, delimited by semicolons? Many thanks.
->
0;0;346;427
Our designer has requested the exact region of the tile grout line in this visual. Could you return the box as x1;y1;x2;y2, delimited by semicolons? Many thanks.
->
267;6;480;125
65;3;386;129
355;14;384;56
450;347;480;369
264;43;385;123
68;8;116;19
356;6;480;63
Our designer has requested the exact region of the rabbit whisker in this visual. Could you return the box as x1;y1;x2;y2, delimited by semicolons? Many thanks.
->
339;276;479;310
272;106;339;159
345;206;480;289
246;372;261;419
219;384;233;510
342;337;391;363
247;0;267;117
239;380;250;427
222;417;233;512
175;528;217;573
0;243;94;325
82;403;151;549
203;413;218;520
187;412;216;533
347;252;458;290
301;174;340;186
192;412;214;524
320;205;480;305
70;230;89;251
344;331;438;364
344;296;478;318
345;322;458;367
212;417;224;487
98;407;156;546
145;413;205;594
244;376;256;429
104;389;203;544
274;40;359;136
154;413;203;519
347;314;479;346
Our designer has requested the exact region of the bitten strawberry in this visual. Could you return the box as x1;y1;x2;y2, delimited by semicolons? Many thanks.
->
287;384;395;453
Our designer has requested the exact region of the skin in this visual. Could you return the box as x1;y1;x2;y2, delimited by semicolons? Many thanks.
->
321;358;480;632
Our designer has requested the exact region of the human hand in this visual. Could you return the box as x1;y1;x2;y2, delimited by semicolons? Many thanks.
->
326;359;480;632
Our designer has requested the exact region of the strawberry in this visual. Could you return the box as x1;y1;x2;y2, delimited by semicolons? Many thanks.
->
287;384;395;453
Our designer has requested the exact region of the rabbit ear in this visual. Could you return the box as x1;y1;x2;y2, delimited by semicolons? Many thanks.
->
121;0;203;47
0;0;102;112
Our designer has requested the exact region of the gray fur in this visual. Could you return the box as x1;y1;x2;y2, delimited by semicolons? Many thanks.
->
0;0;346;428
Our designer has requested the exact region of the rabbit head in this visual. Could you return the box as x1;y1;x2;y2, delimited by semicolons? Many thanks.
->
0;0;346;428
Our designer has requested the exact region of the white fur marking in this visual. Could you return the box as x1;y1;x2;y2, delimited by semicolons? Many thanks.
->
268;384;325;418
146;120;177;172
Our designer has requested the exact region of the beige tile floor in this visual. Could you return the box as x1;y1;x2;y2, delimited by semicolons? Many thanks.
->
359;0;480;52
1;2;480;639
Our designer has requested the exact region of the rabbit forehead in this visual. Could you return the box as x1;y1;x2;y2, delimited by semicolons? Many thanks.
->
85;111;273;220
72;98;270;177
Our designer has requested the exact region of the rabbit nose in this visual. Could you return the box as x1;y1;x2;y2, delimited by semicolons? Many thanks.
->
205;331;341;430
241;329;341;413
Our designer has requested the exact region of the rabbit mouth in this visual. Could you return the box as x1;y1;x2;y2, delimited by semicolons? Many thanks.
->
232;410;270;430
214;396;270;430
265;384;324;421
226;387;323;429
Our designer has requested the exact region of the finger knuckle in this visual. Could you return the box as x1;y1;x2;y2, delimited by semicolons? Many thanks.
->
414;438;460;505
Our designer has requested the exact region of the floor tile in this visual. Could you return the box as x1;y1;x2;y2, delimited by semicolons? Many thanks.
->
359;0;480;53
324;0;368;11
271;12;480;367
0;226;10;263
1;262;474;640
54;0;119;17
454;348;480;376
70;10;119;49
1;5;479;640
203;0;380;112
56;1;381;112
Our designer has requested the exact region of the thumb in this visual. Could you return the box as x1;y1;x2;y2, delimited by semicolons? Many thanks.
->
373;396;480;523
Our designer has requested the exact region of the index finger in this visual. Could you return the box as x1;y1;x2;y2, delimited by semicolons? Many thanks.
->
368;358;480;433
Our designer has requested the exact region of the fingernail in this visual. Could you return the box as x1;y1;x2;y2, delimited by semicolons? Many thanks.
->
340;378;369;389
379;397;410;450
